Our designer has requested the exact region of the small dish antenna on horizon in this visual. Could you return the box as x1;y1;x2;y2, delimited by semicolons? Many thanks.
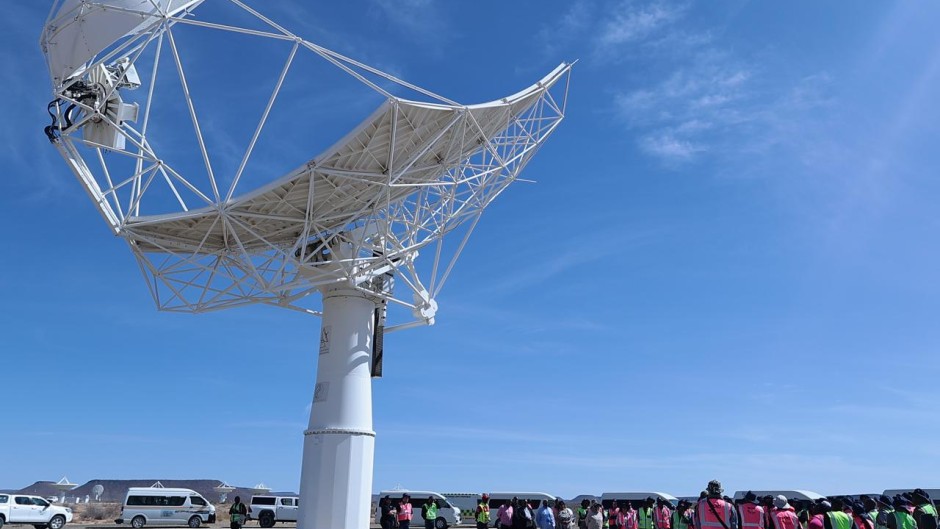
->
251;483;271;495
92;484;105;502
40;1;570;527
51;477;77;499
215;482;235;503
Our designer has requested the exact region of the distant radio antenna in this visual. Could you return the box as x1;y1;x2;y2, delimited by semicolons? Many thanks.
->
251;483;271;495
51;477;77;503
93;485;105;502
40;1;570;527
215;482;235;503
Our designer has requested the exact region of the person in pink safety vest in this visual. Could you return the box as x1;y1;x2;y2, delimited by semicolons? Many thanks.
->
770;496;801;529
696;481;738;529
624;503;639;529
398;494;414;529
656;499;673;529
739;492;765;529
609;502;624;529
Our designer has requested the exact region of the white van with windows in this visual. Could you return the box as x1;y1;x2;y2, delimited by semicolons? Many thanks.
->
600;492;678;509
486;492;558;511
117;488;216;529
731;490;824;502
376;491;461;529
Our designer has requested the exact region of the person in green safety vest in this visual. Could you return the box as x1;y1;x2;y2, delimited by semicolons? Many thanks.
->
824;498;858;529
578;500;591;529
862;497;881;529
887;498;917;529
228;496;248;529
672;501;692;529
422;497;439;529
912;490;938;529
639;499;656;529
873;496;895;529
477;494;492;529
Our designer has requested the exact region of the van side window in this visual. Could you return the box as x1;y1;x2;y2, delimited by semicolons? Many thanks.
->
168;497;186;507
191;496;207;506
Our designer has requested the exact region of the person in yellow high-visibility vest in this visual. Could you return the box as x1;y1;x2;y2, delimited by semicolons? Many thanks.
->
477;494;492;529
639;499;656;529
423;497;439;529
886;498;917;529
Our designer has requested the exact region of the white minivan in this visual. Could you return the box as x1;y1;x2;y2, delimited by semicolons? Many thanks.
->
376;491;461;529
600;492;678;508
117;488;216;529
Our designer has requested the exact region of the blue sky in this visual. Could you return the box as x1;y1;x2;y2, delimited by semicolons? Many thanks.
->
3;0;940;499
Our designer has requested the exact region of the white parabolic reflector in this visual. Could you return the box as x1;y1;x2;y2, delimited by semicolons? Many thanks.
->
41;0;203;85
40;0;572;325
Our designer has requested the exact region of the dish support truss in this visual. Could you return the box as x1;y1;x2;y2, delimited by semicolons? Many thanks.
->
42;0;571;331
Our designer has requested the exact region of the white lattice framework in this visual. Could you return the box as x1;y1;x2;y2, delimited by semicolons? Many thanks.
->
41;0;571;328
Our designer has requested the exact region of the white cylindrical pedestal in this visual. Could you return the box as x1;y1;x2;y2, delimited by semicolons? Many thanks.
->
298;286;377;529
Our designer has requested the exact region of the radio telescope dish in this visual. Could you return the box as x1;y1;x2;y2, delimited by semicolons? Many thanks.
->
251;483;271;495
40;1;571;528
214;482;235;503
51;477;77;496
92;484;105;502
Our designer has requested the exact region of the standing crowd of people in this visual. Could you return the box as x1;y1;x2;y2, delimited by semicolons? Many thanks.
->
466;482;939;529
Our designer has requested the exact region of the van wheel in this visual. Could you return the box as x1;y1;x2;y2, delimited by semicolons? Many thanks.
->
435;517;447;529
259;512;275;528
131;516;146;529
188;516;202;528
48;516;66;529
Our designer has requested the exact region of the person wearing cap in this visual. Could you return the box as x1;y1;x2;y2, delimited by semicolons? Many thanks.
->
887;498;918;529
808;502;830;529
861;497;879;529
911;490;937;529
825;498;858;529
477;494;491;529
762;496;777;529
875;496;896;529
656;499;673;529
696;480;737;529
640;499;657;529
380;496;397;529
673;500;693;529
771;496;801;529
849;501;874;529
398;494;414;529
738;492;765;529
422;497;439;529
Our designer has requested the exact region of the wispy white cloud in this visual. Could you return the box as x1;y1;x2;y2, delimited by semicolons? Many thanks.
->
595;0;687;54
537;1;594;58
370;0;452;48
